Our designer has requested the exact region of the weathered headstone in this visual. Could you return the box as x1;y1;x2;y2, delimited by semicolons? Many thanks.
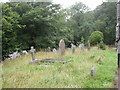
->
16;52;21;57
8;51;21;59
47;47;51;52
79;43;84;51
59;39;65;56
30;46;35;61
71;43;76;53
88;40;91;51
91;67;96;76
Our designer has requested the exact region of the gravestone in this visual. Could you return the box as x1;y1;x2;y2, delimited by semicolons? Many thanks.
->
8;51;21;60
91;67;96;76
30;46;35;61
22;50;28;55
88;40;91;51
71;43;76;53
79;43;84;51
47;47;51;52
53;48;57;52
16;52;21;57
59;39;65;56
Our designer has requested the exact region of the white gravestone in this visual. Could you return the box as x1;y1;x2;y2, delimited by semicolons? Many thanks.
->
53;48;57;52
30;46;35;61
22;50;28;55
59;39;65;56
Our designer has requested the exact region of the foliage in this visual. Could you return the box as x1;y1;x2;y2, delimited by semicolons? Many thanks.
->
66;2;91;43
89;31;104;45
14;2;32;17
2;2;73;59
2;3;22;59
2;2;116;59
77;36;85;45
93;2;116;45
98;41;106;50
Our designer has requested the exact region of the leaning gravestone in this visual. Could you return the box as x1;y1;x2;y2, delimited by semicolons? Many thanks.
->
71;43;76;54
88;40;91;51
59;39;65;56
30;46;35;61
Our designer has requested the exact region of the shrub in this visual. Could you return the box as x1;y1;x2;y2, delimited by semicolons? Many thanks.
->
98;41;106;50
89;31;104;45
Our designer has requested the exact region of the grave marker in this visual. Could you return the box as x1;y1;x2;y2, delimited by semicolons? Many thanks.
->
59;39;65;56
88;40;91;51
71;43;76;53
47;47;51;52
53;48;57;52
30;46;35;61
91;67;96;76
79;43;84;51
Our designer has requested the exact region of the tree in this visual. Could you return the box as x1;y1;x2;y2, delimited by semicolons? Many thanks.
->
66;2;90;44
93;2;116;45
89;31;104;45
2;3;22;59
14;2;32;17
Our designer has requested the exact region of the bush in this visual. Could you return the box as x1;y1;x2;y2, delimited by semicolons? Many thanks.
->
98;41;106;50
89;31;104;45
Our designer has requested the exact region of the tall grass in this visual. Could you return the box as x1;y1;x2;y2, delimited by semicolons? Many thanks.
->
2;47;117;88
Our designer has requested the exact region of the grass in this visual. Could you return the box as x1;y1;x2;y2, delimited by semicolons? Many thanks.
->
2;47;117;88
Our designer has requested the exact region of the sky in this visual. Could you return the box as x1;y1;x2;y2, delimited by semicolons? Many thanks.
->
1;0;107;10
52;0;106;10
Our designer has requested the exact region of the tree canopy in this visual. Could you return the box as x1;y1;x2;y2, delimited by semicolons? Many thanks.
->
2;2;116;60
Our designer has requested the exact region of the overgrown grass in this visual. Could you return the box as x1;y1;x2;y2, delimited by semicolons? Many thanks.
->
2;47;117;88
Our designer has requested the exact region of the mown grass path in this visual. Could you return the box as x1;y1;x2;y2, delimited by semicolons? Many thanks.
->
2;47;117;88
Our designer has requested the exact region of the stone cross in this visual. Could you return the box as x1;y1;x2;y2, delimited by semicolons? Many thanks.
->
71;43;76;54
59;39;65;56
30;46;35;61
88;40;91;51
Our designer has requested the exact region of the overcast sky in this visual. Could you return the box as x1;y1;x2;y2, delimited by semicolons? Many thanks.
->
52;0;107;10
1;0;107;10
